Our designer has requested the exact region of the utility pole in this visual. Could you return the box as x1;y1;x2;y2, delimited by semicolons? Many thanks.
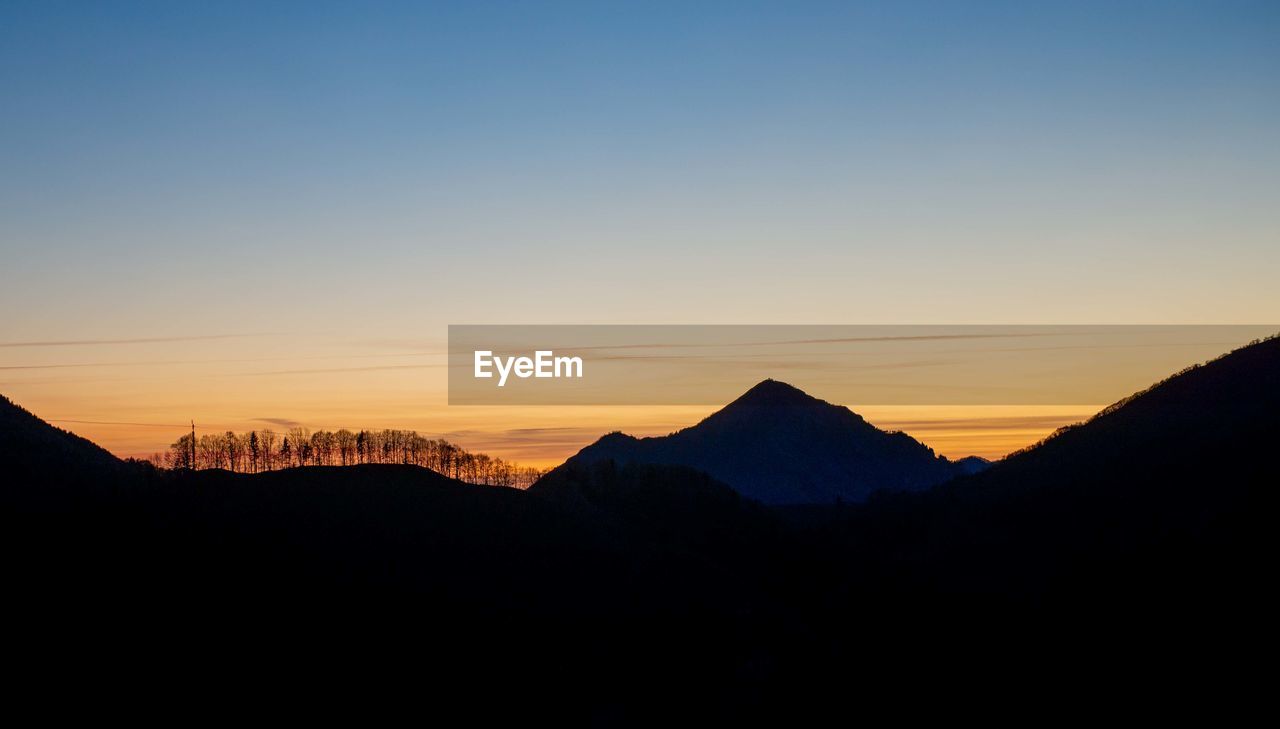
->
191;420;196;471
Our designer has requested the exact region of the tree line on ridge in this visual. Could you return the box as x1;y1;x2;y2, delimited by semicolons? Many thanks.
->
149;427;545;488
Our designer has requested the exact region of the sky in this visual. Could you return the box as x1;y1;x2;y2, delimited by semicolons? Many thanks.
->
2;1;1278;465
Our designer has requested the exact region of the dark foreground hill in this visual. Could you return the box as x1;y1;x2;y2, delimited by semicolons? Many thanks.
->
816;334;1279;607
0;395;808;718
2;336;1276;719
559;378;968;504
1;394;121;478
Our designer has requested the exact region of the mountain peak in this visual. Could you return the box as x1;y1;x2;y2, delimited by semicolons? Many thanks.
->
560;378;960;504
729;379;821;408
746;378;803;394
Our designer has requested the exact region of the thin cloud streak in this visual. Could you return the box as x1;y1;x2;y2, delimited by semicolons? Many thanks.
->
873;415;1089;431
590;355;959;370
233;364;446;376
0;351;444;371
252;417;303;428
48;418;190;428
557;332;1057;352
0;333;280;348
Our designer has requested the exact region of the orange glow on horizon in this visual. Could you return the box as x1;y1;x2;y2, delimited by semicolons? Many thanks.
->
4;328;1260;470
29;398;1098;468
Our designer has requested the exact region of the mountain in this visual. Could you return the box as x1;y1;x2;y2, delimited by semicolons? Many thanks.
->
822;333;1279;606
953;332;1278;527
550;379;964;504
0;394;122;483
953;455;991;475
974;334;1279;490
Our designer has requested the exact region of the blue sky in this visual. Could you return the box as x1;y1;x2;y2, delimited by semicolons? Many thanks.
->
2;0;1278;337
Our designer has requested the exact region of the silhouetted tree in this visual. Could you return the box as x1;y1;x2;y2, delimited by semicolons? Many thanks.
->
336;429;355;466
248;431;260;473
169;433;195;470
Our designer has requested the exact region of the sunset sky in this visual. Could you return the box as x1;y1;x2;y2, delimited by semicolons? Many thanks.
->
2;2;1277;466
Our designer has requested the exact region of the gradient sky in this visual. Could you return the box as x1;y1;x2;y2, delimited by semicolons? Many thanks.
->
2;2;1278;464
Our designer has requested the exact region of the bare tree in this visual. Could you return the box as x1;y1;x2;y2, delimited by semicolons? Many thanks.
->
168;434;195;470
287;427;310;467
248;431;260;473
336;429;356;466
259;429;277;471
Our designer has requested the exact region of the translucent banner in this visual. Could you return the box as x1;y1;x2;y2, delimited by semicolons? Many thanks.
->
447;325;1276;405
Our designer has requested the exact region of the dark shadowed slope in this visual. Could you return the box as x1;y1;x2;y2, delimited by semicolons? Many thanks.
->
1;393;129;521
974;333;1279;493
0;394;122;479
561;379;964;504
0;392;610;606
126;465;620;608
822;334;1280;606
531;460;784;564
1;406;813;715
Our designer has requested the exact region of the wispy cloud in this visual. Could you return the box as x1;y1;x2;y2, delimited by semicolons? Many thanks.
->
355;338;447;352
565;332;1056;351
0;363;104;371
750;333;1058;347
871;415;1089;431
233;364;445;376
0;351;445;371
444;426;603;446
590;355;959;371
0;333;278;348
47;418;190;428
442;427;605;456
252;417;303;428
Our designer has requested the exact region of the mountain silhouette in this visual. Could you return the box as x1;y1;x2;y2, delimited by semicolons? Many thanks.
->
953;455;991;475
552;378;965;504
954;332;1278;525
2;336;1275;718
823;333;1279;606
1;394;122;483
974;334;1278;490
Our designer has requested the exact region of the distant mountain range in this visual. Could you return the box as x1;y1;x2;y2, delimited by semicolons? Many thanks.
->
2;335;1275;717
552;378;980;504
